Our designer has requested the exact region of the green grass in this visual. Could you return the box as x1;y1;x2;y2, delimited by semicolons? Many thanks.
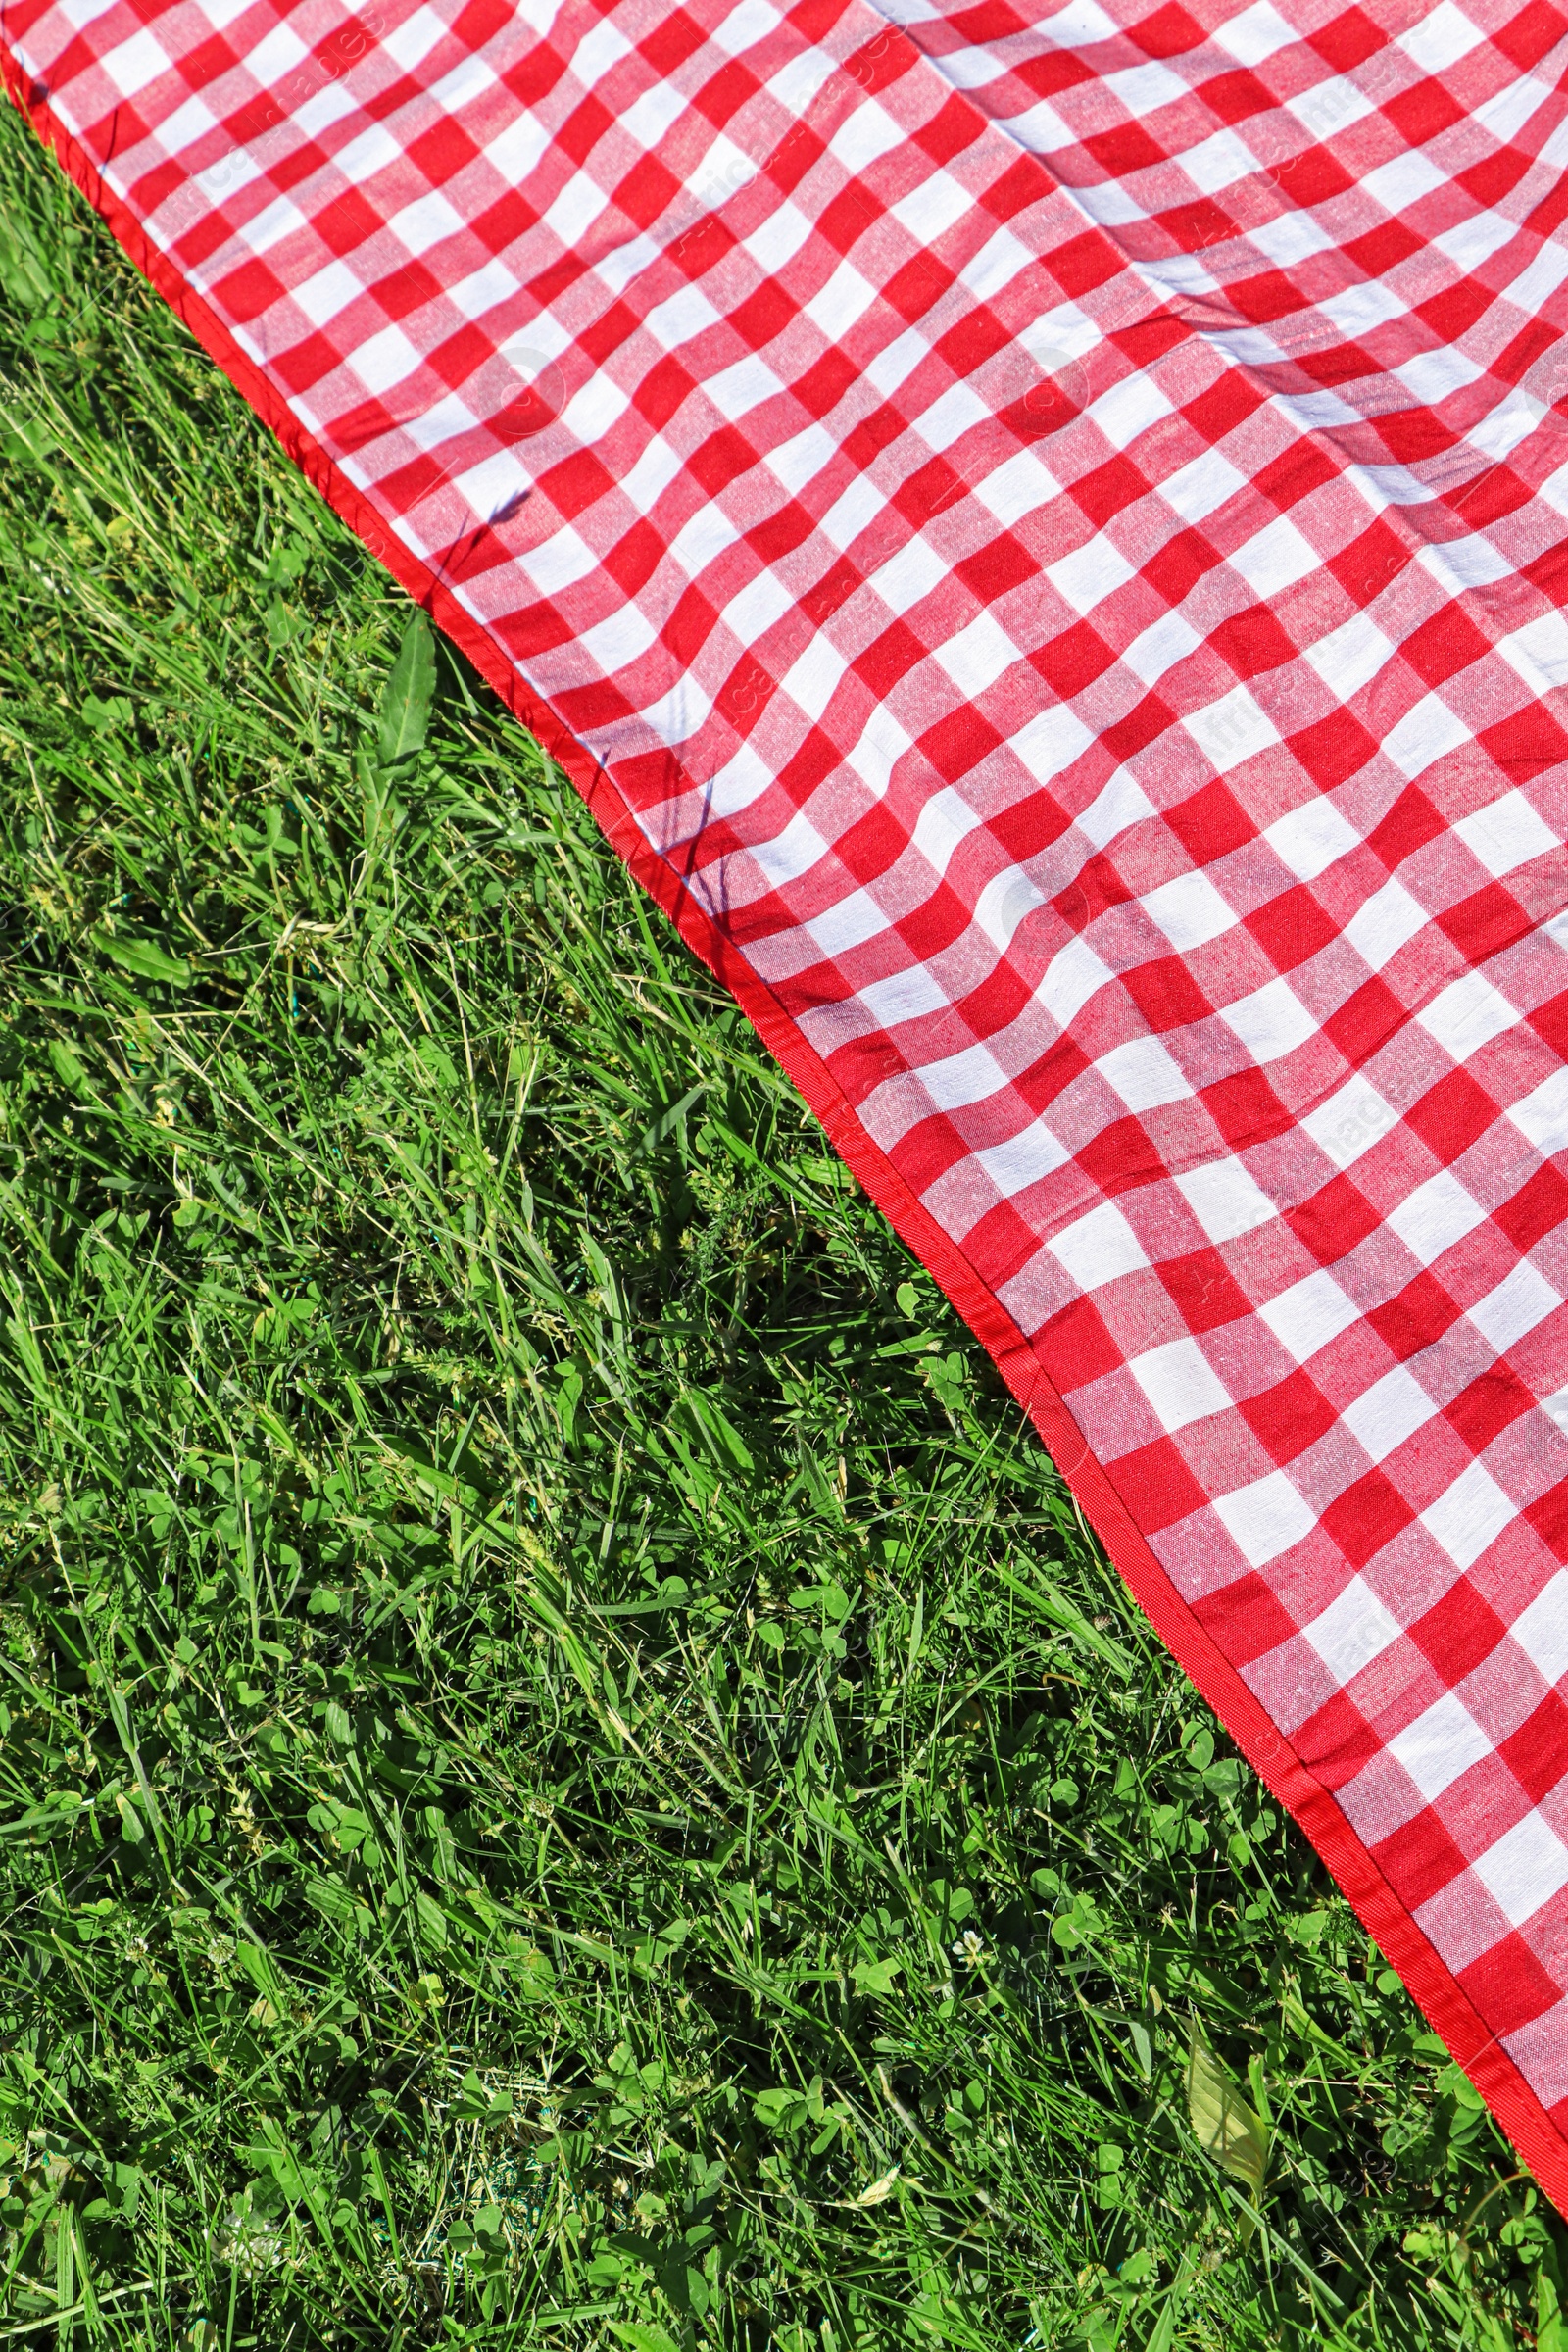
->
0;95;1563;2352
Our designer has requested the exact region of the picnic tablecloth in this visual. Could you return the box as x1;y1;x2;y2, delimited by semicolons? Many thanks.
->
9;0;1568;2201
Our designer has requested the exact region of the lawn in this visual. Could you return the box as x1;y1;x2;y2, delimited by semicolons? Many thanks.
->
0;93;1561;2352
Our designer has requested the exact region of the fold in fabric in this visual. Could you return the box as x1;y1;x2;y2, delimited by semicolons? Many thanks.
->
9;0;1568;2200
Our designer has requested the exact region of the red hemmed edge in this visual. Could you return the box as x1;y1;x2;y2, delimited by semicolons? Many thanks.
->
10;55;1568;2219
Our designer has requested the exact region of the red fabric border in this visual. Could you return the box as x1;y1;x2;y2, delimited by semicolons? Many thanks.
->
9;56;1568;2213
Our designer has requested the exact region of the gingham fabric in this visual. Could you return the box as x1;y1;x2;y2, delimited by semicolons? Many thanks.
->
11;0;1568;2196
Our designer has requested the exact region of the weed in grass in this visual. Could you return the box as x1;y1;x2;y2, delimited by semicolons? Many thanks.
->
0;92;1563;2352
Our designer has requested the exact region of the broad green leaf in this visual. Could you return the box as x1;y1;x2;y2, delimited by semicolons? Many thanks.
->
235;1942;287;2005
0;215;53;309
376;607;435;767
91;930;191;987
1438;2062;1486;2112
301;1873;357;1926
753;2086;807;2129
839;2165;900;2209
673;1385;754;1474
852;1955;901;1996
1187;2019;1269;2196
47;1038;86;1090
611;2327;682;2352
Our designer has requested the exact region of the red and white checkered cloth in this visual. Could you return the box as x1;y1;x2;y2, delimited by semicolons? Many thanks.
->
11;0;1568;2195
